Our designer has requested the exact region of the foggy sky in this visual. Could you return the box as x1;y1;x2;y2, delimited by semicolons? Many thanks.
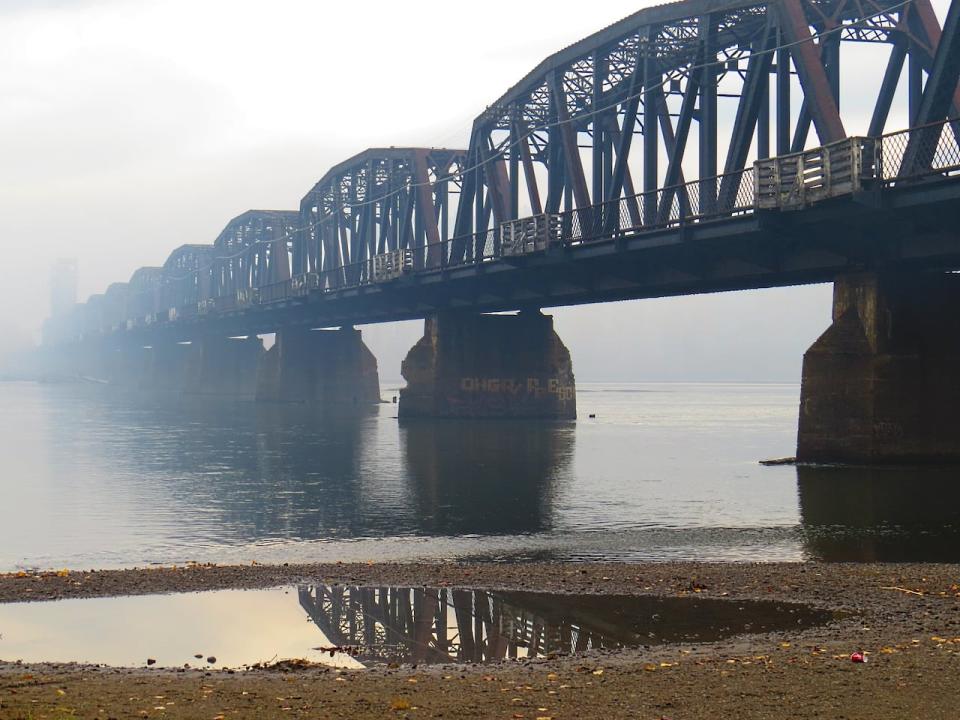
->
1;0;949;380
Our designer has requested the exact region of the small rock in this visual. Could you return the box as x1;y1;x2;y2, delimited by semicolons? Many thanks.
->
146;659;156;666
207;656;217;664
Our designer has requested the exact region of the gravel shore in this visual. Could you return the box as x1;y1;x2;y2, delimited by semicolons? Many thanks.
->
1;561;958;718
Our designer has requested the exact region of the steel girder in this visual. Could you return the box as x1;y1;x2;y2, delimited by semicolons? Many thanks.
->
456;0;957;235
161;244;214;313
102;282;130;332
297;148;468;287
80;294;105;337
211;209;299;296
900;0;960;171
127;267;163;324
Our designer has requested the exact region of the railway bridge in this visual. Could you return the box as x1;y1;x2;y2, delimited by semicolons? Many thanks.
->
42;0;960;463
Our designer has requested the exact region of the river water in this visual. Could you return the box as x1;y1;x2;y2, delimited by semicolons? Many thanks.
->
2;380;958;571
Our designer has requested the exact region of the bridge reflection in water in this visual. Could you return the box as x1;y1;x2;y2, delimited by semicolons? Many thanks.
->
41;388;574;545
401;419;573;536
797;465;960;562
297;585;831;667
23;384;960;565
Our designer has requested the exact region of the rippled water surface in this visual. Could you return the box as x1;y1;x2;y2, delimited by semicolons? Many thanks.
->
2;380;959;570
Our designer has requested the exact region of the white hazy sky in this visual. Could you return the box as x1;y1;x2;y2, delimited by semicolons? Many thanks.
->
0;0;950;380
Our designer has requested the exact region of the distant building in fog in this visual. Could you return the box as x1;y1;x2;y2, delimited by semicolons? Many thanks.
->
50;259;78;317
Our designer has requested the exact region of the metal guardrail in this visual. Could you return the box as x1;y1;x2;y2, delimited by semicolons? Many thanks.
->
500;167;755;253
877;118;960;183
259;280;291;304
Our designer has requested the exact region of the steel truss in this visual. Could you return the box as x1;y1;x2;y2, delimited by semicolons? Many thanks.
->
211;210;300;300
453;0;959;244
298;585;620;667
295;148;468;289
49;0;960;343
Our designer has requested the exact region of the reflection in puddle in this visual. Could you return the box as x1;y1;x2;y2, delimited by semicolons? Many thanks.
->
0;585;832;669
300;586;831;666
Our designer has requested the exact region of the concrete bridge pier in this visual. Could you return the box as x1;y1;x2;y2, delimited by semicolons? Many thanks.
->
104;342;152;388
183;335;264;400
61;338;111;380
399;311;576;419
797;272;960;464
255;326;380;405
145;339;196;393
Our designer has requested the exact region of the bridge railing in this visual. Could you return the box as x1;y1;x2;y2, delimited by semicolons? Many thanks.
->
877;117;960;183
755;138;875;209
408;229;499;271
259;279;292;304
498;167;755;250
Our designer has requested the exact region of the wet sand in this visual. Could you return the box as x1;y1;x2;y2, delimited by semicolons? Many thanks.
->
1;561;959;718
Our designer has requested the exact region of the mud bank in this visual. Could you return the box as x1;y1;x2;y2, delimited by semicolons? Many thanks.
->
1;561;958;719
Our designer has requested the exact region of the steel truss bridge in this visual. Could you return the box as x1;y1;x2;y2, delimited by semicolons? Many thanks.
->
298;585;624;666
296;583;824;666
44;0;960;345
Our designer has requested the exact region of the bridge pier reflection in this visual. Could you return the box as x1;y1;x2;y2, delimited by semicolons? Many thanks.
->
797;464;960;562
401;417;570;536
399;311;576;419
798;271;960;463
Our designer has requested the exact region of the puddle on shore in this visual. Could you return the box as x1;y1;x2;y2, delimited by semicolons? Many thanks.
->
0;585;833;669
